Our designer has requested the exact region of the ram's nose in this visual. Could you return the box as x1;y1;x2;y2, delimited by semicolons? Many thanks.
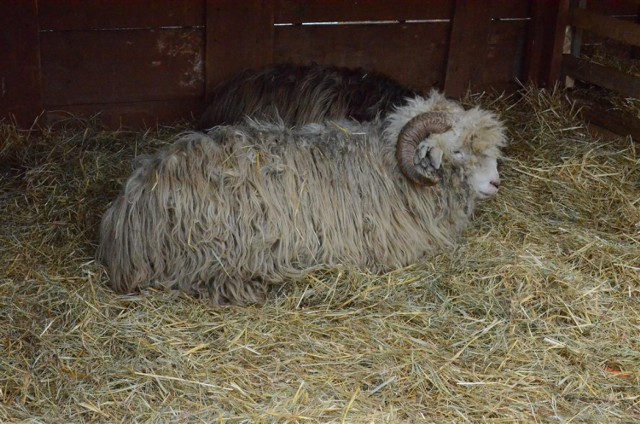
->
478;178;500;199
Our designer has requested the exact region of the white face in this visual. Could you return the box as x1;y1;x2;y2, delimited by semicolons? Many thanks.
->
469;155;501;199
418;126;503;200
447;146;501;200
427;108;505;200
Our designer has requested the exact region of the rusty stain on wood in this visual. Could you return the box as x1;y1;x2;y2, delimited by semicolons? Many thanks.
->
156;31;204;89
41;28;205;105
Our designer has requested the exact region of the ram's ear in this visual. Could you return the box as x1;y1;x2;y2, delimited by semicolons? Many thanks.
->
427;146;443;170
396;112;450;186
413;141;443;184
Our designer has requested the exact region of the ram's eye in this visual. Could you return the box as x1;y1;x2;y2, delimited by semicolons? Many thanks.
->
453;150;464;159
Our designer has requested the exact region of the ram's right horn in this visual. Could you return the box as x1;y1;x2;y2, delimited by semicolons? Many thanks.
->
396;111;451;186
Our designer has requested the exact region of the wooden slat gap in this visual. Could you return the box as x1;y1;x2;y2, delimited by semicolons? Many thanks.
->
570;8;640;48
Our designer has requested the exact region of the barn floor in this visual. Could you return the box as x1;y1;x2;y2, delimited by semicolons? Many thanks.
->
1;86;639;422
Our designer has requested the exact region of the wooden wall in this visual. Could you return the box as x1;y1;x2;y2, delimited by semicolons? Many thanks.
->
1;0;569;129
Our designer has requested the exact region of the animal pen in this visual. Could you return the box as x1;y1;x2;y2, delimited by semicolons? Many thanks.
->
1;0;639;422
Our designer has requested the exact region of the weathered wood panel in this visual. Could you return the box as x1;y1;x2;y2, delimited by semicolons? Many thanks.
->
38;0;205;30
563;54;640;98
274;22;450;92
444;0;531;96
275;0;529;23
524;0;570;87
3;0;542;128
490;0;531;19
205;0;273;101
45;98;204;128
571;8;640;47
0;0;42;126
41;29;204;106
444;0;492;97
274;0;454;23
580;104;640;140
585;0;639;16
578;1;640;61
482;20;530;92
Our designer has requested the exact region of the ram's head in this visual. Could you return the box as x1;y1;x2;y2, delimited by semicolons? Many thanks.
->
394;103;507;199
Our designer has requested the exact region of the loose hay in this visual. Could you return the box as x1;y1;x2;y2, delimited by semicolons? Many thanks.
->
1;86;639;422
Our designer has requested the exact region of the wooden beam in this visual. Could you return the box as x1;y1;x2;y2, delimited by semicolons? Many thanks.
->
45;98;205;129
579;104;640;141
204;0;274;102
523;0;570;87
38;0;204;31
41;29;205;106
275;22;450;93
444;0;492;97
275;0;454;23
562;54;640;98
570;7;640;48
0;0;43;127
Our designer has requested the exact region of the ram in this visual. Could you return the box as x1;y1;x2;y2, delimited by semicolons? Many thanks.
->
98;92;506;305
198;63;418;129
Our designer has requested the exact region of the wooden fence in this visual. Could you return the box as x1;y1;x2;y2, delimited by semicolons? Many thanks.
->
2;0;571;128
563;0;640;138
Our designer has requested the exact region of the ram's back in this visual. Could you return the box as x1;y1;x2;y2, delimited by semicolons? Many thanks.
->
99;122;465;298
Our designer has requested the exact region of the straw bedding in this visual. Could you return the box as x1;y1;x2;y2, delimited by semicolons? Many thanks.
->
1;86;638;422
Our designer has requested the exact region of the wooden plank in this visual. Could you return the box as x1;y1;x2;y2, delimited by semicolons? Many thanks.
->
275;0;529;23
483;20;530;89
523;0;570;87
578;103;640;140
205;0;274;101
444;0;493;97
40;29;204;106
0;0;43;127
570;8;640;47
274;22;450;93
275;0;454;23
562;54;640;98
490;0;532;19
38;0;205;31
45;98;204;129
586;0;639;17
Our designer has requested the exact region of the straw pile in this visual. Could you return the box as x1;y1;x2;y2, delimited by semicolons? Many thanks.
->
1;86;638;422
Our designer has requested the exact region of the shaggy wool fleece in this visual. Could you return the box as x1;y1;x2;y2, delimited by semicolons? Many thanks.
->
99;95;506;305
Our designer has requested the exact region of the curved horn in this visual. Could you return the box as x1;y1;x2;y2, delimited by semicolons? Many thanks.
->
396;111;451;186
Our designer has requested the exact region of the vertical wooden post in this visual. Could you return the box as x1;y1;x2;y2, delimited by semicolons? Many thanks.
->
444;0;492;98
204;0;274;102
523;0;570;88
565;0;585;88
0;0;43;127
